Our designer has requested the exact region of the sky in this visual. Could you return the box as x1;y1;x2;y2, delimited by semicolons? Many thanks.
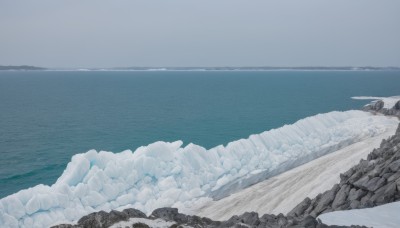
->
0;0;399;68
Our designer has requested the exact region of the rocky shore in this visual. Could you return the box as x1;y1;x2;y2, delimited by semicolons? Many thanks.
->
289;123;400;218
362;99;400;117
53;206;365;228
54;99;400;228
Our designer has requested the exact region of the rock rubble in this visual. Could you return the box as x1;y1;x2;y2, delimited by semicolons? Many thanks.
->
53;207;363;228
363;99;400;117
288;123;400;218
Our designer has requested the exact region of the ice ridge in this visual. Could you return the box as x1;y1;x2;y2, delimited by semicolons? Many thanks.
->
0;110;397;227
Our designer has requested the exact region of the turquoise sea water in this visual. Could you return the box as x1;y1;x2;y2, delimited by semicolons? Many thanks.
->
0;70;399;198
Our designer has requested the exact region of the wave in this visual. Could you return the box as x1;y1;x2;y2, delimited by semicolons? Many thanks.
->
0;110;398;227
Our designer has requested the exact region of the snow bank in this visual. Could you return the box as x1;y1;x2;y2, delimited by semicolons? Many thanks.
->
352;96;400;109
318;201;400;228
0;110;397;227
189;121;397;219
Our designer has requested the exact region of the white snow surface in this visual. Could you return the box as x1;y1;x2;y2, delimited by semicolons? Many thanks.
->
318;201;400;228
110;218;176;228
187;120;398;220
0;110;398;228
352;96;400;109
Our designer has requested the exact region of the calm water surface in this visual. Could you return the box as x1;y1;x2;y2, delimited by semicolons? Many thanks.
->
0;70;399;197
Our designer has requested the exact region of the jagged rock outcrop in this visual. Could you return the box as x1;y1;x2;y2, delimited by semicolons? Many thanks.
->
53;207;363;228
288;123;400;218
363;99;400;116
53;208;146;228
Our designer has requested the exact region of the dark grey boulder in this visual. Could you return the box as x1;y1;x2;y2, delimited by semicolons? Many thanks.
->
313;185;340;214
363;100;384;111
132;223;150;228
389;160;400;172
354;176;386;192
122;208;147;218
347;189;367;201
349;201;360;209
288;197;311;217
332;185;350;209
77;210;129;228
150;207;179;221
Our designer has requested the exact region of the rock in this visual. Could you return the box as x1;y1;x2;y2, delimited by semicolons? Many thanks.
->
51;225;80;228
313;185;339;214
277;213;289;227
384;182;398;195
353;176;370;190
382;172;394;180
373;100;384;110
348;171;363;184
288;197;311;217
340;168;354;182
396;179;400;191
259;214;279;224
354;176;386;192
55;207;364;228
360;192;373;205
363;100;384;112
367;166;383;178
222;215;243;227
74;208;148;228
332;185;350;209
349;200;360;209
77;211;113;228
367;149;380;161
347;188;367;201
150;208;179;221
394;100;400;110
368;177;387;192
122;208;147;218
237;212;260;226
389;160;400;172
370;182;397;205
132;223;150;228
359;200;374;208
295;215;318;228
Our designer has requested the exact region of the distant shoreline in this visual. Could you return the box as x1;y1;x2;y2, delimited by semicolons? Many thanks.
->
0;65;46;71
2;65;400;72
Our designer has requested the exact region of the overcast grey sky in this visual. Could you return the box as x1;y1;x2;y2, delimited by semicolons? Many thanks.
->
0;0;399;68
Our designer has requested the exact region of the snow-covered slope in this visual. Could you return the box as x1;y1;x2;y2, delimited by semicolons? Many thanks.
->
318;201;400;228
188;121;397;220
0;110;397;227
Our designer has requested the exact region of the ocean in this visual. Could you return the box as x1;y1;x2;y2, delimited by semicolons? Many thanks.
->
0;70;399;198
